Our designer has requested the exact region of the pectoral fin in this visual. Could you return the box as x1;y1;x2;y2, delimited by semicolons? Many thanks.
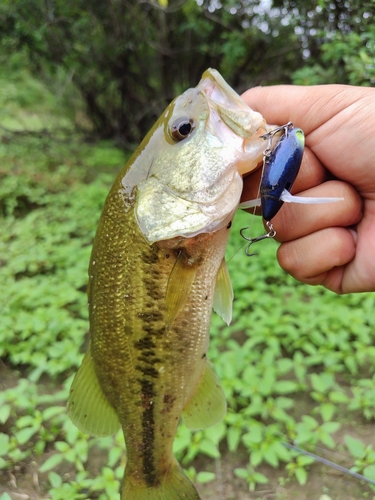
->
67;347;120;436
213;259;233;325
165;252;197;328
182;361;227;430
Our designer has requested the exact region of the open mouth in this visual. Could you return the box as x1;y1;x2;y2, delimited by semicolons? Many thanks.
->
198;68;270;178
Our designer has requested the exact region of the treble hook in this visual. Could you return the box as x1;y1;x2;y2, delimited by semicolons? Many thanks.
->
260;121;293;142
240;221;276;257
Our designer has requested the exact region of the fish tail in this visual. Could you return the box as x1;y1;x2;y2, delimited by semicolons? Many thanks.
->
121;459;201;500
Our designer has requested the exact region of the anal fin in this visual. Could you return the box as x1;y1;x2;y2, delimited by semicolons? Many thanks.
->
67;347;121;436
182;361;227;430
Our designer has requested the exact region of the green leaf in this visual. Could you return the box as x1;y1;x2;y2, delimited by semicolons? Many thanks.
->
274;380;298;394
48;471;62;488
39;453;64;472
242;426;263;446
310;373;334;393
0;405;11;424
0;434;10;456
42;406;65;420
234;468;248;480
263;447;279;468
295;467;308;485
198;439;220;459
108;446;123;467
344;435;366;459
196;471;215;483
15;427;37;445
227;426;241;452
321;422;340;434
363;465;375;481
55;441;70;453
250;450;263;467
0;493;12;500
319;403;335;422
329;391;349;404
253;471;268;484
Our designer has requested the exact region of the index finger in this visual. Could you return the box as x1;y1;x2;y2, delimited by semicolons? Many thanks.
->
242;85;375;191
242;84;367;134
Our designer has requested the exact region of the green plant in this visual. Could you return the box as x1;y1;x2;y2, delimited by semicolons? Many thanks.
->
2;56;375;499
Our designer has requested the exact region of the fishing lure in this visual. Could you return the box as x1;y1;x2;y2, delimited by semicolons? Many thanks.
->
240;122;342;256
261;122;304;221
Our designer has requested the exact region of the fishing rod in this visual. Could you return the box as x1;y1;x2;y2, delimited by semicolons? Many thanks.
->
282;441;375;487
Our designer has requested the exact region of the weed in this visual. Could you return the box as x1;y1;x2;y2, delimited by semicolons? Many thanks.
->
2;59;375;498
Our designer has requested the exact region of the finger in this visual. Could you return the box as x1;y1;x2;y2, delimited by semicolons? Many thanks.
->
276;227;356;293
270;180;363;242
242;85;375;189
290;147;328;194
340;206;375;293
242;84;369;136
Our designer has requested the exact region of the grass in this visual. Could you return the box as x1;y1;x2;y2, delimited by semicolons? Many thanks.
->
1;55;375;499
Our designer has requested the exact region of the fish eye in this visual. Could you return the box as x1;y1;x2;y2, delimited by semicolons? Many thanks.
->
170;117;194;141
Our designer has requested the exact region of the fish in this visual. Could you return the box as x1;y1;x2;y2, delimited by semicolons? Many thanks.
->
67;68;272;500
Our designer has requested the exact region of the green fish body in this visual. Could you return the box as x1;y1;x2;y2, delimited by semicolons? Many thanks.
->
68;69;269;499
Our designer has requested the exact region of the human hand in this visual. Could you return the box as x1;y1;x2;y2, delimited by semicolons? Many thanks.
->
241;84;375;294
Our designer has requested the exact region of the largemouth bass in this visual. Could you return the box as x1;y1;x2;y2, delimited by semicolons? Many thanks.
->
68;69;270;499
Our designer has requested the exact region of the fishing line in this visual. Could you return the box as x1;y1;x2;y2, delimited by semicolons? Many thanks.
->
282;441;375;487
227;142;269;263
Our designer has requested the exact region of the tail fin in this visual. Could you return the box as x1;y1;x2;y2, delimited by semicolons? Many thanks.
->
121;460;201;500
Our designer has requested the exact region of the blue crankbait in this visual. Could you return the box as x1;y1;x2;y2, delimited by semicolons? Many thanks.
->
240;122;342;256
260;122;304;221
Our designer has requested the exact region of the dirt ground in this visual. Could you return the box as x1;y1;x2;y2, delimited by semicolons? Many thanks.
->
1;364;374;500
195;449;374;500
1;441;374;500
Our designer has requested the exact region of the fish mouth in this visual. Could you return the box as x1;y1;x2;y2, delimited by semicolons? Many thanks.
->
197;68;268;176
199;69;250;111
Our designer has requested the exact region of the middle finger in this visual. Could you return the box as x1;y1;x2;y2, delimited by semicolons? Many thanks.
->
271;180;363;243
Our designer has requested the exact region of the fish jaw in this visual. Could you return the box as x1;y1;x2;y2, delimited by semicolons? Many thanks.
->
135;69;269;244
197;68;271;176
198;68;264;138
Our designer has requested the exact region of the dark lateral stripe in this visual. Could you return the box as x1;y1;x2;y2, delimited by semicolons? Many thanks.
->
136;364;159;378
139;378;157;486
135;247;167;486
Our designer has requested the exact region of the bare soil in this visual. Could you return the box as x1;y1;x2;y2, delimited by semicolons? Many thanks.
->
1;437;374;500
1;366;374;499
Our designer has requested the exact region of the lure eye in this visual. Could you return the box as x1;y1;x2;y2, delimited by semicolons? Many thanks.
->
170;117;194;141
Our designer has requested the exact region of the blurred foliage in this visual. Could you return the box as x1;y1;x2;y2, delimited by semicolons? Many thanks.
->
1;0;373;146
1;1;375;498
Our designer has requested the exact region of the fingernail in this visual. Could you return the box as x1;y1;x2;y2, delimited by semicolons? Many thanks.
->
348;228;358;244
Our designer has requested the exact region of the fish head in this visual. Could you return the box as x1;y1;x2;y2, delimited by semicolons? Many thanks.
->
131;68;268;244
